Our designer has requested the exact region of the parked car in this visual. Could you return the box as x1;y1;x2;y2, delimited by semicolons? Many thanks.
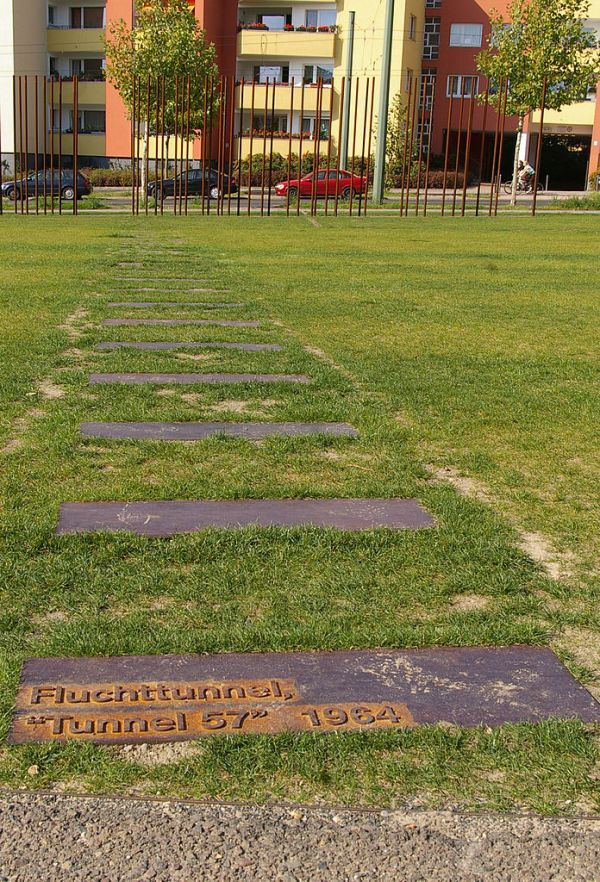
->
275;169;368;200
1;170;92;201
147;167;237;201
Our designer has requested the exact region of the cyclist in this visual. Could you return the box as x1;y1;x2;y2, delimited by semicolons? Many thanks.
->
518;159;535;191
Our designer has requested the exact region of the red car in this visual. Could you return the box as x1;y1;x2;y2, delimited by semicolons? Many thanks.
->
275;169;368;200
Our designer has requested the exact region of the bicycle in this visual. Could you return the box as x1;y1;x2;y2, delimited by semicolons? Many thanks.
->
503;177;544;195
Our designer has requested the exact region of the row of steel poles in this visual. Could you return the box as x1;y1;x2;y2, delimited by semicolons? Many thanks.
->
2;73;547;218
2;75;81;215
129;74;378;217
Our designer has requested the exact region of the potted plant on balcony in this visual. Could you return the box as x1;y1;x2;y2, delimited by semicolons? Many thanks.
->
248;21;268;30
306;25;317;32
284;23;294;31
318;25;330;32
295;24;307;31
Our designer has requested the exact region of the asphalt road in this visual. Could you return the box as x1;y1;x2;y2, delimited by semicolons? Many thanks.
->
0;792;599;881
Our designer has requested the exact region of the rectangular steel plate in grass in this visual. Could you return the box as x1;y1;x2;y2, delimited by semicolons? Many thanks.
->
107;302;243;309
10;647;600;745
103;319;260;327
56;499;434;536
80;422;359;440
89;373;310;385
96;342;282;351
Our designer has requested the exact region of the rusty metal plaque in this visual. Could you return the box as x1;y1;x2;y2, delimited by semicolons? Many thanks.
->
55;499;434;536
107;302;243;309
81;422;359;440
96;342;282;351
10;648;600;745
89;373;310;386
103;319;260;327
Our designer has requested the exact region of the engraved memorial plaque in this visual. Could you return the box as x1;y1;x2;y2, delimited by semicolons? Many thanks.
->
10;648;600;745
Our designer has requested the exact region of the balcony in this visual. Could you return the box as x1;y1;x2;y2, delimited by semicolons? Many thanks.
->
50;133;106;155
49;80;106;105
47;28;105;54
237;29;335;59
531;99;596;132
236;82;325;113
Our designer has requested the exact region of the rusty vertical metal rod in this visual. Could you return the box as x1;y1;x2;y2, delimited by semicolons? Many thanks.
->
136;76;142;215
349;78;359;216
0;84;3;215
494;79;509;216
286;77;295;217
34;76;39;214
260;77;269;217
217;76;226;216
200;76;208;214
267;75;277;216
184;76;192;216
58;74;63;215
247;79;255;215
475;85;489;216
488;77;503;216
227;76;236;216
324;77;335;216
415;76;427;216
24;76;29;214
131;75;136;215
451;81;466;216
236;78;244;217
49;76;54;214
173;75;179;215
460;88;475;216
42;76;48;214
73;75;79;215
144;75;150;215
160;77;166;216
358;74;369;216
206;77;215;216
180;73;189;215
18;76;24;213
404;76;419;216
364;77;375;216
311;79;322;216
532;77;547;217
334;77;345;216
440;89;454;217
154;77;160;217
12;77;18;214
423;78;436;217
296;78;305;216
399;80;413;217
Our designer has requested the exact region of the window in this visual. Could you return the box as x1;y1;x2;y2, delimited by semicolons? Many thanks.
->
73;109;106;133
303;64;334;85
70;58;104;79
253;65;289;84
48;5;56;25
70;6;105;29
423;17;440;59
425;0;441;6
261;15;285;30
409;15;417;40
405;68;413;93
49;57;58;77
449;23;483;47
250;114;288;134
446;75;479;98
420;70;436;109
305;9;336;28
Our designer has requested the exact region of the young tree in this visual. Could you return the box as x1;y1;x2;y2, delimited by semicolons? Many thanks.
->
385;91;410;187
104;0;219;197
477;0;599;204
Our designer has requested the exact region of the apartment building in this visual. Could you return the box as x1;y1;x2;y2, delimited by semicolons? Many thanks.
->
1;0;599;187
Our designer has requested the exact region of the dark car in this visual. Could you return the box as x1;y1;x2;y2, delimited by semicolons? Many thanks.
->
1;170;92;201
147;167;237;201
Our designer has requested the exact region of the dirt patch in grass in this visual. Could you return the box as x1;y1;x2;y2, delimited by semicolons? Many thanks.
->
449;594;490;612
553;627;600;699
58;307;90;341
38;380;65;400
2;408;47;455
428;464;492;505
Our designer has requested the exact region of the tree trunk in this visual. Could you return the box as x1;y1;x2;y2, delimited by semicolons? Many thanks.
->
511;112;525;207
141;123;149;205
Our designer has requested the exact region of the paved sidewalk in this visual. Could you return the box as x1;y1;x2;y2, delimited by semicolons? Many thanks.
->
0;792;599;881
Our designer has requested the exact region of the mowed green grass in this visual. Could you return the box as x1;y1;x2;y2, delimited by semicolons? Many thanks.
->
0;214;598;813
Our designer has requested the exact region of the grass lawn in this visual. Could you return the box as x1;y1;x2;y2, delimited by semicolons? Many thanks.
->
0;213;598;813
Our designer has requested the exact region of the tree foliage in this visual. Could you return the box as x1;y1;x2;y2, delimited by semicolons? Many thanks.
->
477;0;600;117
103;0;219;136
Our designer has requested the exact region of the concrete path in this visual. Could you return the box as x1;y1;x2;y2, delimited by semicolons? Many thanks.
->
0;792;598;881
